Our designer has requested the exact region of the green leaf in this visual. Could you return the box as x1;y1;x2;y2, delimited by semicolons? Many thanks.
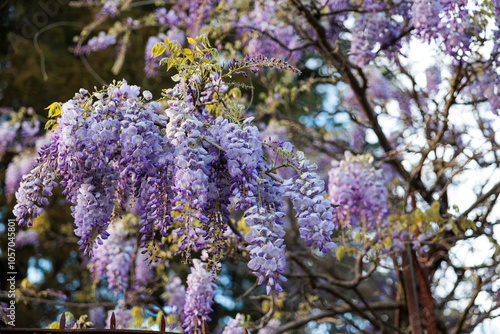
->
230;87;241;98
469;220;477;231
383;237;392;249
414;208;424;224
427;202;441;222
45;102;62;118
150;43;159;58
204;36;211;47
187;37;196;44
154;45;167;58
45;119;54;130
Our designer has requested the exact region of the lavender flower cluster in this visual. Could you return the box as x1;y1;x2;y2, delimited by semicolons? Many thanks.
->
14;63;340;327
0;112;41;159
74;31;117;56
91;219;135;293
91;215;153;294
183;260;216;333
15;229;39;248
5;133;51;199
245;178;288;294
0;120;19;157
164;275;186;327
345;0;481;66
222;313;245;334
284;151;336;254
328;153;388;231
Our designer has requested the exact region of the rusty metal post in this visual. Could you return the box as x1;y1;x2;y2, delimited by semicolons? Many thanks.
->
59;313;66;329
110;312;116;329
160;315;166;332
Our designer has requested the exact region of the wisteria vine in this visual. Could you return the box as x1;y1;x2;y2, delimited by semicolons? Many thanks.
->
13;37;335;316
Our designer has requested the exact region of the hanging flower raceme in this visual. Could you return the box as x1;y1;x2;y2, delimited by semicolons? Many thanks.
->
14;82;167;255
91;219;135;293
328;153;389;231
15;230;39;248
222;313;245;334
164;275;186;327
284;151;336;254
245;208;287;293
183;260;216;334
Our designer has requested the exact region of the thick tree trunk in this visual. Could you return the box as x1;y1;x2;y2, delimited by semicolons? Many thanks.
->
402;248;422;333
402;246;438;334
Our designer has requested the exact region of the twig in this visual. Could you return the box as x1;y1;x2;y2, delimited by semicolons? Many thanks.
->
33;22;81;81
201;136;224;151
452;276;483;334
234;281;258;304
274;301;404;334
0;291;116;308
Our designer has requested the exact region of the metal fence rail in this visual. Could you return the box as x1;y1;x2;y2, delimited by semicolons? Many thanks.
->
2;312;250;334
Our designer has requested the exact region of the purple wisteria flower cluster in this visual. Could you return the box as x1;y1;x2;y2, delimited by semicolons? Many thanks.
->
14;82;168;255
284;151;336;254
343;0;483;66
5;153;37;198
245;178;288;294
164;275;186;328
0;110;42;160
134;251;153;291
90;215;154;296
0;120;19;157
12;70;338;301
91;218;135;293
74;31;117;56
350;11;404;67
15;229;39;248
13;141;58;228
14;46;341;331
151;1;305;72
413;0;478;56
5;132;51;199
222;313;245;334
230;0;304;65
328;153;388;231
183;259;216;333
